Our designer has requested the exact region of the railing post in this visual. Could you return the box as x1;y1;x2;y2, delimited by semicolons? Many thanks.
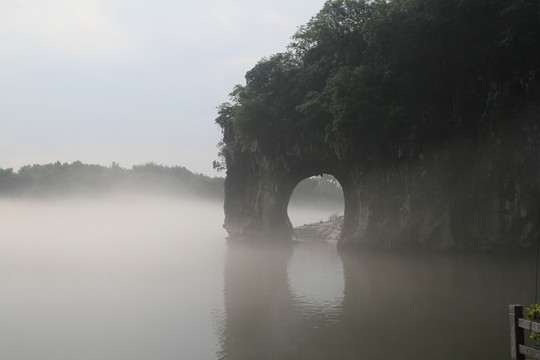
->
510;304;525;360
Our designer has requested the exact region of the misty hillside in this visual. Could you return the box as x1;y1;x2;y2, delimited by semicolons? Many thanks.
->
0;161;342;203
0;161;223;199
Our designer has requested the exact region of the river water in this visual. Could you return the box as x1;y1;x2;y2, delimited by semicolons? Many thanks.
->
0;196;535;359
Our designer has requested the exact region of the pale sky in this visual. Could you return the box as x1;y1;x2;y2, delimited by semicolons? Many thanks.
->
0;0;326;176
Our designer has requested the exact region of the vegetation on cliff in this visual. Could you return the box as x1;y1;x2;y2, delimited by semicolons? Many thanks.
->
215;0;539;165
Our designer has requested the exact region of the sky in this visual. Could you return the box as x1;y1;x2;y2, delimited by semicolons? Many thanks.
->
0;0;327;176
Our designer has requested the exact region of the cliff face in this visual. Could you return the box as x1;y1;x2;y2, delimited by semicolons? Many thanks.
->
223;150;293;239
223;106;540;250
347;107;540;249
223;142;355;241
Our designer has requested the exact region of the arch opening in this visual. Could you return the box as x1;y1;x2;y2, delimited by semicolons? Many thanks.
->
287;174;344;240
286;173;346;311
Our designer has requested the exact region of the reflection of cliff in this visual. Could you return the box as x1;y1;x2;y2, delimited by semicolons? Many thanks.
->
218;241;298;360
337;249;535;360
219;240;349;360
218;240;535;360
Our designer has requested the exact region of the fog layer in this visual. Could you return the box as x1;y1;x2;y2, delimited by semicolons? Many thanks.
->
0;195;534;359
0;196;227;359
0;195;340;360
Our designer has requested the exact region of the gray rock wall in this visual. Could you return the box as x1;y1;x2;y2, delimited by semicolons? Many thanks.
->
344;108;540;249
223;107;540;250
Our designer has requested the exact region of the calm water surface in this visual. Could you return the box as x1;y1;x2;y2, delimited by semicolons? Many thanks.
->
0;196;535;359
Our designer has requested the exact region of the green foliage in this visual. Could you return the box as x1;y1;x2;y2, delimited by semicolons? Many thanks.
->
0;161;224;199
290;0;371;64
328;212;342;222
223;53;305;151
527;304;540;346
216;0;540;164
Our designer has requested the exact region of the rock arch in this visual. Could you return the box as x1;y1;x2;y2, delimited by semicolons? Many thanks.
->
223;148;360;243
221;112;540;249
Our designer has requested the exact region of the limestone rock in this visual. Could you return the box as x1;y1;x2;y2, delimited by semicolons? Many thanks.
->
294;217;343;242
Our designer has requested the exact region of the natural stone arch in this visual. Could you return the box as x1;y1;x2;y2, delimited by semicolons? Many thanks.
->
223;150;360;243
221;122;540;249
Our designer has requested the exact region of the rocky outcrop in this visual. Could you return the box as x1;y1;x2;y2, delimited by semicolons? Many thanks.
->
215;0;540;250
345;107;540;250
223;141;361;242
222;106;540;250
295;217;343;242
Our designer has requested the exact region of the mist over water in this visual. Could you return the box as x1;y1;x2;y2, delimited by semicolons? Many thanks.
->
0;196;227;360
0;195;536;359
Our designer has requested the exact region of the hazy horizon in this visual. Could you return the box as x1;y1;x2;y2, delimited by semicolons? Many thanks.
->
0;160;222;176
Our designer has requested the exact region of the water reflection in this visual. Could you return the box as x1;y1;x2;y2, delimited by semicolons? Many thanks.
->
339;250;534;359
1;199;535;359
219;240;535;360
288;240;344;323
219;240;296;359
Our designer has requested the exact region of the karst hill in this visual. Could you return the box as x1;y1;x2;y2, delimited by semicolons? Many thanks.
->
216;0;540;250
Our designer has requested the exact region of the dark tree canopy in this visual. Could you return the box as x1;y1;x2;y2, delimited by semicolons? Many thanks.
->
216;0;540;165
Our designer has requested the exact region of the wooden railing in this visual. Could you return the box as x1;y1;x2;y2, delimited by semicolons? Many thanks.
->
510;305;540;360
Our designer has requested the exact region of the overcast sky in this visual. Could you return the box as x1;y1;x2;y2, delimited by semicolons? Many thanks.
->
0;0;326;176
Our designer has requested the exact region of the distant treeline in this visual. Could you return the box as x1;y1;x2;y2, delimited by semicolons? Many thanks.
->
290;174;343;206
0;161;342;202
0;161;224;199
